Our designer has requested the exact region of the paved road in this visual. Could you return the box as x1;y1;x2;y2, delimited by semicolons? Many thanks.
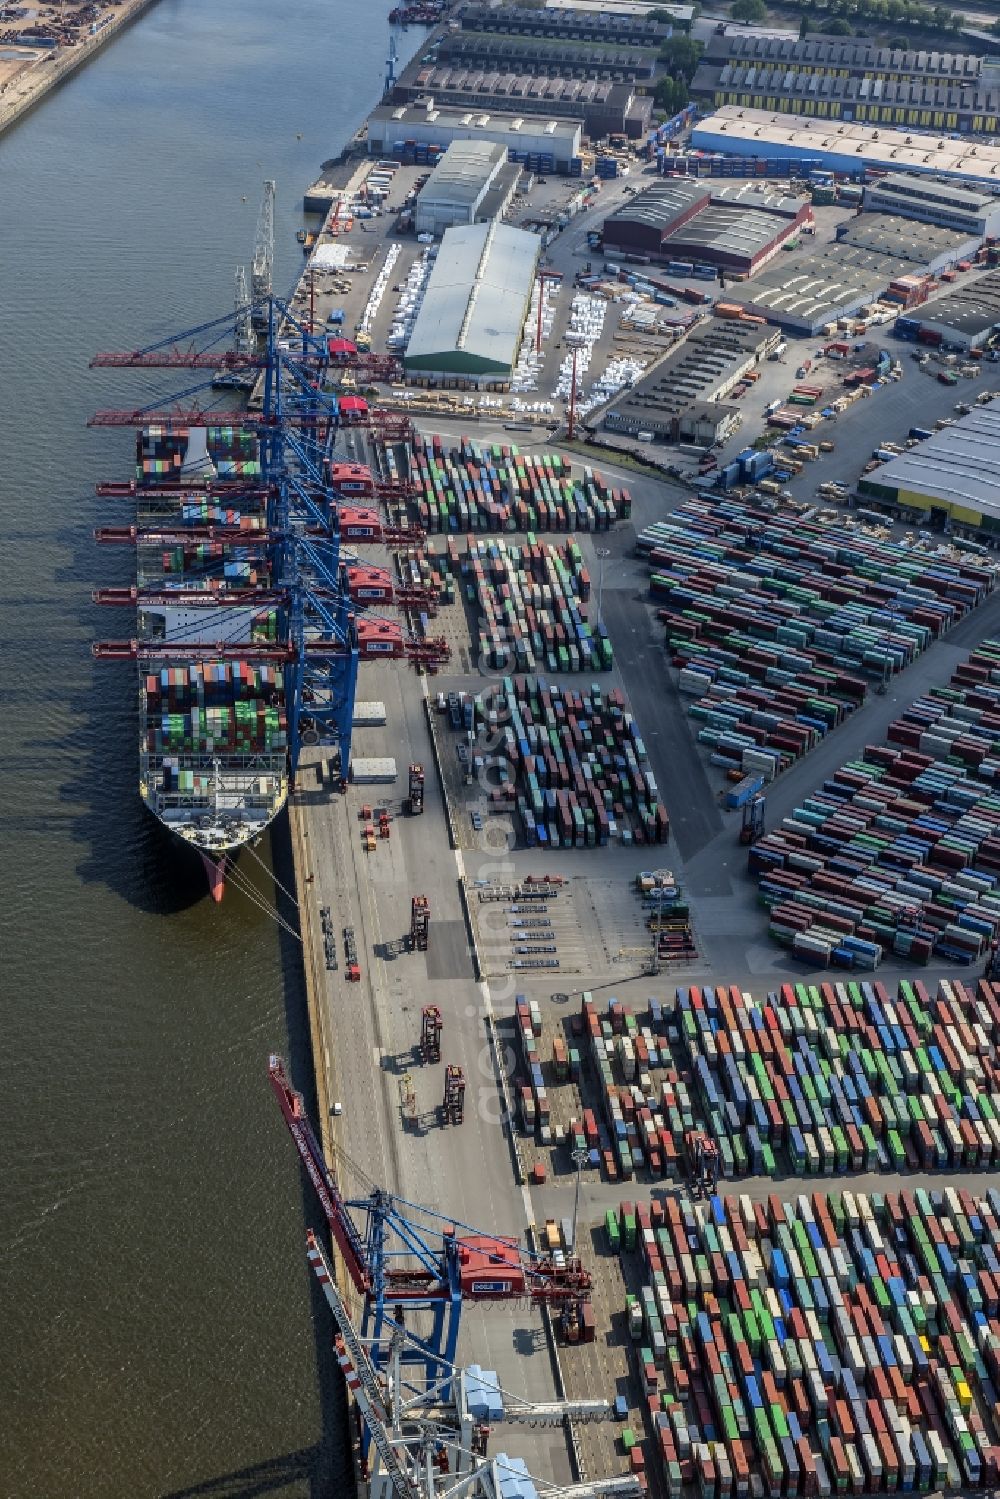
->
295;657;577;1480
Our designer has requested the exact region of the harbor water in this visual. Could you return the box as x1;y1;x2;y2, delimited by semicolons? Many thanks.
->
0;4;424;1495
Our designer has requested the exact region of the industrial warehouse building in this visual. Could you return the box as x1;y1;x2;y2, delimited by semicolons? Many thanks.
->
389;65;653;140
699;31;987;84
435;32;658;84
858;399;1000;535
693;70;1000;136
691;34;1000;133
601;316;780;440
895;271;1000;349
834;214;980;271
690;108;1000;190
367;103;583;167
861;173;1000;238
602;181;810;273
457;3;673;48
603;179;709;255
414;141;517;237
730;214;976;334
403;221;541;383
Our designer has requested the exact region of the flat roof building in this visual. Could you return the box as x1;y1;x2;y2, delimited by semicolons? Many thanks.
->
691;65;1000;136
858;399;1000;534
709;181;806;218
900;271;1000;349
733;216;986;333
661;202;808;274
545;0;695;19
458;2;672;46
732;251;893;334
404;222;541;382
368;103;583;165
834;215;979;274
414;140;513;237
690;108;1000;189
436;32;658;81
862;173;1000;238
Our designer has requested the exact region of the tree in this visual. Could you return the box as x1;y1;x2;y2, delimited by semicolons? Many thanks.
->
658;34;704;80
655;75;690;113
730;0;767;20
888;33;909;47
825;16;853;31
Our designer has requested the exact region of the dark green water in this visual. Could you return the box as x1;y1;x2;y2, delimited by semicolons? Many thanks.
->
0;6;422;1495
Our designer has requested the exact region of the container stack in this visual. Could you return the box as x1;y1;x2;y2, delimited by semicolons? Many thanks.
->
135;424;261;481
750;643;1000;966
579;991;697;1180
463;537;610;673
638;498;993;786
636;870;696;965
489;676;667;847
523;979;1000;1180
515;995;552;1144
408;434;630;534
614;1184;1000;1497
395;547;454;607
675;978;1000;1178
144;663;286;757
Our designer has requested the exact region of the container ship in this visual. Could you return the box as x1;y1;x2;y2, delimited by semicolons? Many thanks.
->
130;422;289;900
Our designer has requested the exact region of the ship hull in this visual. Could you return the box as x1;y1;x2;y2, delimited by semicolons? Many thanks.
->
200;850;228;902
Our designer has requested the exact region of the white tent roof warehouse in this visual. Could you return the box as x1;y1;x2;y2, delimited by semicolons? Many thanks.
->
404;221;542;378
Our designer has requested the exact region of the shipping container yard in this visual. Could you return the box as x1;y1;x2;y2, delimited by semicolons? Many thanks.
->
71;6;1000;1495
459;536;608;673
489;675;667;850
750;641;1000;969
607;1177;1000;1496
514;979;1000;1186
638;500;996;794
401;431;632;534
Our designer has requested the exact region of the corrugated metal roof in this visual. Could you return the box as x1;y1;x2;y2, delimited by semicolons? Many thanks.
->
416;140;505;210
868;400;1000;517
405;222;540;373
691;107;1000;186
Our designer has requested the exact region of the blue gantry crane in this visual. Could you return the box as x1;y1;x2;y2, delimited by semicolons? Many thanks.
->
268;1055;594;1393
89;292;447;787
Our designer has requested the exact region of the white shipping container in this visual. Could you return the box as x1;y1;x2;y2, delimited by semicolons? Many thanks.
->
350;757;398;783
353;700;387;725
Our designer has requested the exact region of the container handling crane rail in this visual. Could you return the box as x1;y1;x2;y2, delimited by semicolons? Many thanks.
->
269;1055;593;1386
305;1230;642;1499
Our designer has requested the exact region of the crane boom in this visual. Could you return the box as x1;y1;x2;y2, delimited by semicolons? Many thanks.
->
547;1482;643;1498
268;1055;369;1293
306;1231;422;1499
252;179;276;307
494;1400;613;1427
